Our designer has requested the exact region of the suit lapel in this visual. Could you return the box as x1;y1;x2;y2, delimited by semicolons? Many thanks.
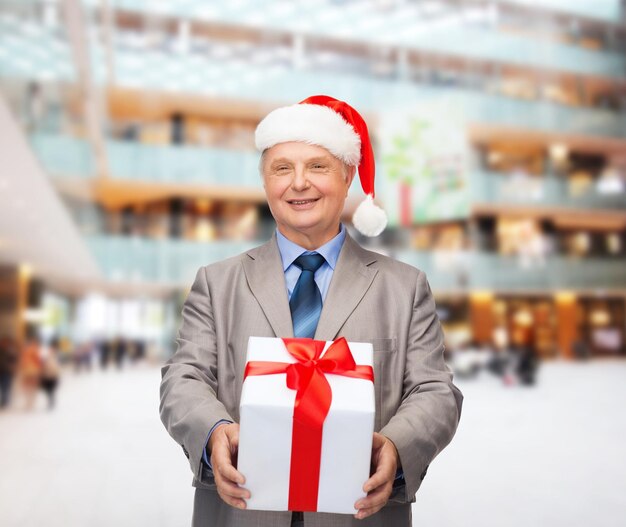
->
315;234;379;341
242;234;294;338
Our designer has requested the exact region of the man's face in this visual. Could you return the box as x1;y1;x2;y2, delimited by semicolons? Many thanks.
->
262;141;355;247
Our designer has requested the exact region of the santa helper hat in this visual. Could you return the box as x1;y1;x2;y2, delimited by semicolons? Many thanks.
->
255;95;387;237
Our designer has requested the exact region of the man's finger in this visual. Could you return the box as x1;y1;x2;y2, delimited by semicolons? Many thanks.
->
210;423;249;509
354;433;399;519
228;428;240;449
363;454;395;493
217;491;247;510
213;458;250;509
355;482;394;520
364;435;397;492
216;459;246;486
355;504;383;520
211;435;245;485
222;426;240;455
216;478;250;500
355;482;392;511
363;467;391;494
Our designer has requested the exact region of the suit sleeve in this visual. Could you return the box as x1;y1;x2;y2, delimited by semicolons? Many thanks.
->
159;266;234;480
379;269;463;500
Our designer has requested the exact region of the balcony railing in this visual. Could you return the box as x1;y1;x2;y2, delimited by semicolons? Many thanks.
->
79;0;626;77
2;14;626;127
30;134;264;188
87;235;259;287
87;235;626;291
470;171;626;210
107;140;262;188
32;134;625;211
493;0;624;23
101;58;626;137
30;134;94;177
394;249;626;291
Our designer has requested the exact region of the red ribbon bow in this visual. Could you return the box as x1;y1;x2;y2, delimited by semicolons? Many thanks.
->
244;337;374;511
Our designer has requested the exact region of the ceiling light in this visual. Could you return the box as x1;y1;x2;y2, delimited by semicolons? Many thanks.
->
19;263;33;278
549;143;568;162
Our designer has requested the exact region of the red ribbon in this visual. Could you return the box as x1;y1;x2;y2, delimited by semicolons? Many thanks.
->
244;337;374;511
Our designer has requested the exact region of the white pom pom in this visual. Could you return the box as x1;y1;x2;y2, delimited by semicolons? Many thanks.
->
352;195;388;237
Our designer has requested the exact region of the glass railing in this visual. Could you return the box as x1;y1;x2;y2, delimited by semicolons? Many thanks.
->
86;235;626;290
470;171;626;210
0;12;75;82
494;0;624;23
107;65;626;137
471;253;626;290
29;133;264;187
462;91;626;137
30;133;94;177
81;0;626;25
32;134;625;211
107;140;263;188
3;24;625;137
399;28;623;79
79;0;625;78
394;250;626;291
87;235;260;286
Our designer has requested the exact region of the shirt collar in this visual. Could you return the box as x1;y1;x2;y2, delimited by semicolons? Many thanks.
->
276;224;346;271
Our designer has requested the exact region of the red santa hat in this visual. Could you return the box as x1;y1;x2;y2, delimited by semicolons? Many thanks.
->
255;94;387;237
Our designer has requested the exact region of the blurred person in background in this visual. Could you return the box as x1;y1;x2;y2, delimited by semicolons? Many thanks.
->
486;326;516;383
99;339;112;369
450;339;491;379
114;337;127;370
134;339;146;363
24;81;46;133
0;335;19;409
514;327;539;386
571;337;591;361
40;339;61;410
160;95;463;527
19;335;42;411
127;339;147;365
73;340;94;373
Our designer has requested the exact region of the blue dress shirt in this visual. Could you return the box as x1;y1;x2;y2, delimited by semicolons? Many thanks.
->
276;223;346;302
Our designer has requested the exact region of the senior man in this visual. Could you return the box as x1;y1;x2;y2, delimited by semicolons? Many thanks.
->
160;95;463;527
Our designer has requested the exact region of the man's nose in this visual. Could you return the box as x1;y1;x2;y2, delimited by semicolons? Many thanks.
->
290;166;310;191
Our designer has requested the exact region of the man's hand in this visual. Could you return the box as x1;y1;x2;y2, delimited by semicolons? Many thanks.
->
354;432;399;520
208;423;250;509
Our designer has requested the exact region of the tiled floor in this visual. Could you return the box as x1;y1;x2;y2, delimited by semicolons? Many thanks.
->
0;364;192;527
1;359;625;526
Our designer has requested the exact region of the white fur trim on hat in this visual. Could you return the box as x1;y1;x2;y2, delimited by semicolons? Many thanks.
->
255;104;361;166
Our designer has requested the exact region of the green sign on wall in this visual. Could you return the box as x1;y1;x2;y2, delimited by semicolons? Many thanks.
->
378;97;470;226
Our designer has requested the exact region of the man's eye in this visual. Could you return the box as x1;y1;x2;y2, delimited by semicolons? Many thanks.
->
312;164;326;170
276;166;290;172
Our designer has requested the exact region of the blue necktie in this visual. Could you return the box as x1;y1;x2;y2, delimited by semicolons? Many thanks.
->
289;253;325;339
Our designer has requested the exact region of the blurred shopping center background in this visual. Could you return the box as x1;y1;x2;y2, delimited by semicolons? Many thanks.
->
1;0;625;368
0;0;625;525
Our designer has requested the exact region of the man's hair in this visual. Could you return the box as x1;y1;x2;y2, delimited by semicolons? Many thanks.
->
258;149;352;182
258;149;268;177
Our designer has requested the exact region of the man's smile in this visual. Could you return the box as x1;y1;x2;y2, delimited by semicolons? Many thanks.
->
286;198;321;207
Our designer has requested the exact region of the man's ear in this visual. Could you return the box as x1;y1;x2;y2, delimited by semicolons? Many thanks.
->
346;164;357;188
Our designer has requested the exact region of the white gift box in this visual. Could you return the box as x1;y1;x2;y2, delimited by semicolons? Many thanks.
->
238;336;375;514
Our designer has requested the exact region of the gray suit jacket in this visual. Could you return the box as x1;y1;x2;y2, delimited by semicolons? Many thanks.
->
160;233;463;527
